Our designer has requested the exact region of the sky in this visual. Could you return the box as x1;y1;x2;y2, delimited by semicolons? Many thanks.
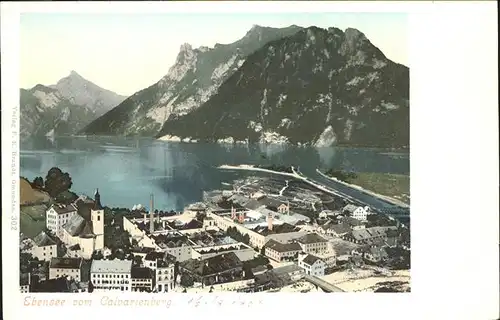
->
20;12;408;96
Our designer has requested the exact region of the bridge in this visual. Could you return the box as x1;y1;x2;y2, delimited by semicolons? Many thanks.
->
304;275;345;293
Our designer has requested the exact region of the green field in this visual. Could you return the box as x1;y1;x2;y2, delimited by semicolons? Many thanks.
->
20;204;47;238
349;172;410;204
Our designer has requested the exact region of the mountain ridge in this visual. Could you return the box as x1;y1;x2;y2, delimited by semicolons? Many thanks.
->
155;25;409;148
80;25;303;136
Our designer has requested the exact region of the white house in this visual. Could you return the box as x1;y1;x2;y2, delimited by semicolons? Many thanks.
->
143;251;176;292
343;204;372;222
21;231;58;262
298;254;326;277
46;203;78;237
264;239;302;262
296;233;329;255
49;257;82;281
90;259;133;292
59;190;105;259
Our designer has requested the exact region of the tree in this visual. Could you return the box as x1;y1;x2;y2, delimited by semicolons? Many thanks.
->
133;255;143;266
88;281;94;293
180;274;194;287
44;167;73;198
91;251;104;260
31;176;44;190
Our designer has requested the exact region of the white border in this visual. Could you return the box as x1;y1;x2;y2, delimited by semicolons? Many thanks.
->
2;2;499;320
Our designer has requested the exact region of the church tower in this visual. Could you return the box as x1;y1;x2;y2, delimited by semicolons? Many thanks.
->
91;188;105;250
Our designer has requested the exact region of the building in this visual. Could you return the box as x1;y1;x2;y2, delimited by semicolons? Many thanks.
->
49;257;83;281
58;190;105;259
20;273;31;293
343;204;372;222
90;259;133;292
46;203;78;236
21;231;58;262
156;258;176;292
298;254;326;277
192;242;255;262
264;239;302;262
143;251;176;292
207;210;306;249
345;226;398;245
180;252;243;286
296;233;329;255
131;267;154;292
272;264;305;281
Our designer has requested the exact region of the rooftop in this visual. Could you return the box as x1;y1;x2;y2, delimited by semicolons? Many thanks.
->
265;239;302;253
131;267;154;279
329;237;359;256
62;214;95;237
90;259;133;274
301;254;322;266
343;204;358;213
272;263;303;276
50;203;78;215
329;223;352;235
33;231;57;247
297;233;328;244
144;251;165;261
180;252;243;277
253;223;299;236
49;257;82;270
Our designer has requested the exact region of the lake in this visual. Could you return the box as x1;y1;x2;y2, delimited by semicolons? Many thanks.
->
20;136;409;211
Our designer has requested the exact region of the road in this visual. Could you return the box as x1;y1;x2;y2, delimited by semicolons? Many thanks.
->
304;275;345;293
297;167;410;216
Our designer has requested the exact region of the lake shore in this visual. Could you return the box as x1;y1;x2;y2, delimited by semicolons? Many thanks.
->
316;169;410;208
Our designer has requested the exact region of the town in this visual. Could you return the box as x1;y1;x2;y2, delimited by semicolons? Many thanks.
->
19;167;411;293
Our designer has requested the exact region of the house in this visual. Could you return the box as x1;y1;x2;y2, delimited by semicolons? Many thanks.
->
59;189;105;259
31;277;73;293
143;251;176;292
272;263;305;282
325;222;352;238
345;226;398;245
20;273;31;293
264;239;302;262
340;216;366;230
296;233;329;255
90;259;133;292
49;257;83;282
45;203;78;236
298;254;326;277
277;203;290;215
131;267;154;292
156;258;176;292
343;204;372;222
21;231;58;262
355;246;390;264
180;252;243;286
329;237;359;261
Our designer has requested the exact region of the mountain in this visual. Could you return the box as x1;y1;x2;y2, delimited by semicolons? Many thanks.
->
80;25;303;136
50;70;127;116
20;84;95;140
156;26;409;148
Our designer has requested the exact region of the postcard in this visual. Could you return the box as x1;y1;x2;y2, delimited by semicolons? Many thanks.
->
2;1;498;320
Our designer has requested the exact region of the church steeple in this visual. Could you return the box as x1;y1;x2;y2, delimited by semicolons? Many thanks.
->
93;188;103;210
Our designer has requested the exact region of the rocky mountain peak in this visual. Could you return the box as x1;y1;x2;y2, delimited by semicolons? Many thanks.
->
179;43;193;52
30;84;58;93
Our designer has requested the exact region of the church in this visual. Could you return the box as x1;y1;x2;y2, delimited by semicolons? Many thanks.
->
54;189;105;259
